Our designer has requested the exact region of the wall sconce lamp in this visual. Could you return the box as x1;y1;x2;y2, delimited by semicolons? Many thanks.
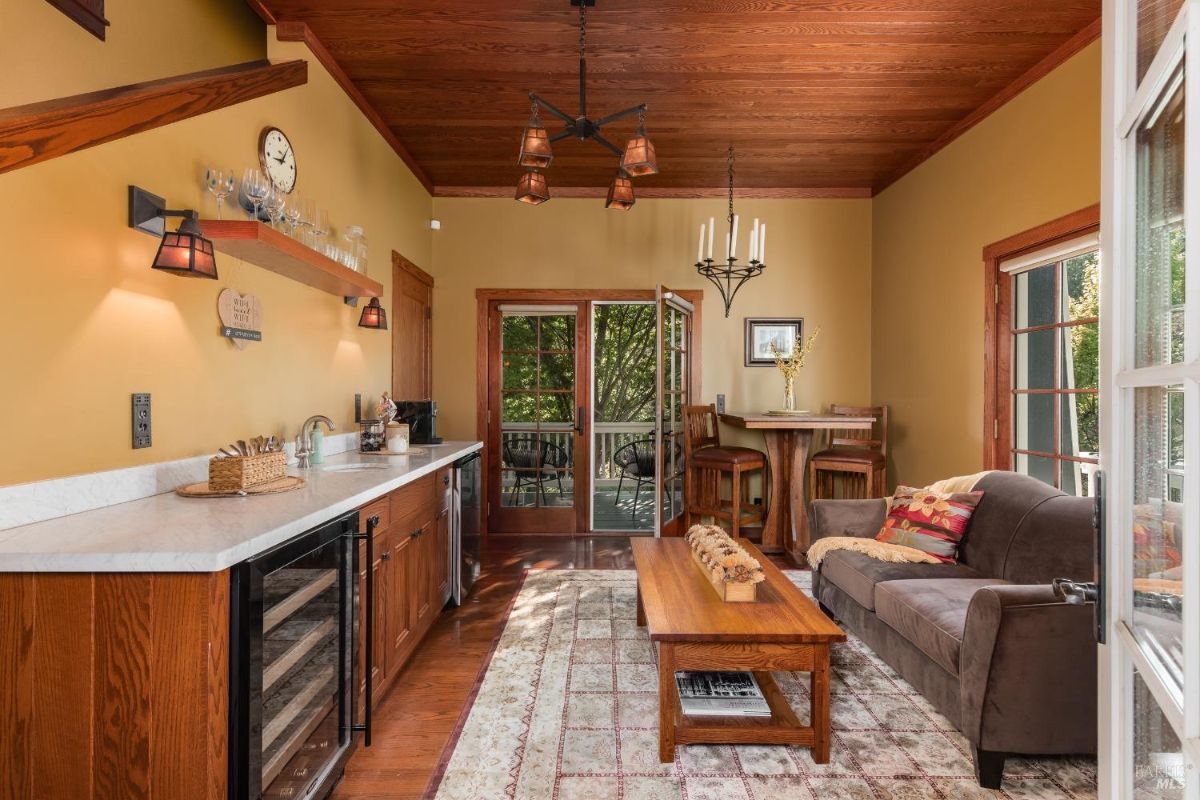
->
358;297;388;330
128;186;218;279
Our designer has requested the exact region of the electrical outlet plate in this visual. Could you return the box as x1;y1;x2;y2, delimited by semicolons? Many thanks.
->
132;393;152;449
716;394;726;414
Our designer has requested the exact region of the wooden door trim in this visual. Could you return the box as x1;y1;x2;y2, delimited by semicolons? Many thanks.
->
392;250;433;402
393;250;434;287
982;203;1100;470
475;289;703;536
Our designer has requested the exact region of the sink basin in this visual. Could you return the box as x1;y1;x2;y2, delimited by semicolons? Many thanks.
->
321;463;391;472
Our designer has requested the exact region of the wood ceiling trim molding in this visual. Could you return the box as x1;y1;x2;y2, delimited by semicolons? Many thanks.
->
0;59;306;175
434;185;872;200
877;16;1102;194
275;21;434;194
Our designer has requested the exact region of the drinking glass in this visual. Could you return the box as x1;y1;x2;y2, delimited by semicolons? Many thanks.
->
205;168;235;219
343;225;364;272
310;208;330;251
285;191;303;236
263;185;286;229
241;168;270;222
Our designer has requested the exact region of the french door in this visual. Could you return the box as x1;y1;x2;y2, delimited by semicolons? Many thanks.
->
482;291;698;535
656;287;694;538
1102;1;1199;796
487;302;589;533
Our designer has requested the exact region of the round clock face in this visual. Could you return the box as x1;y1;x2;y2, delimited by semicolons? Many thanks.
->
259;127;297;193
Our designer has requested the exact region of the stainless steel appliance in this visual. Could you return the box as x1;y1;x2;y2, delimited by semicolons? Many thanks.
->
450;451;481;605
229;511;376;800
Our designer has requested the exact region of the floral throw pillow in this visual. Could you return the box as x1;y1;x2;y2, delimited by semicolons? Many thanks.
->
875;486;984;563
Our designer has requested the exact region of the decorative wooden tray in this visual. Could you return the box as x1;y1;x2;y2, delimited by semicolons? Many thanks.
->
689;547;758;602
176;475;306;498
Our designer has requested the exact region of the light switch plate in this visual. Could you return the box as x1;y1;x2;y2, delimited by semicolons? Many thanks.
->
132;393;152;449
716;394;726;414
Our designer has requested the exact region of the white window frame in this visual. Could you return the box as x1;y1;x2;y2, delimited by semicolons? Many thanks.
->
1102;0;1200;796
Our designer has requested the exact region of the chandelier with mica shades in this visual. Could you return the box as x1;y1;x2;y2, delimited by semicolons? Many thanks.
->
695;146;766;317
515;0;659;209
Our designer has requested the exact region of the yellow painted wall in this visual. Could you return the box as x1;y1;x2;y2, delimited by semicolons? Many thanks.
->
0;0;432;487
871;42;1101;487
429;198;874;454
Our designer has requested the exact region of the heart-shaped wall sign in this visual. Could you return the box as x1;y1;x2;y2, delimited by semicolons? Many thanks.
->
217;289;264;350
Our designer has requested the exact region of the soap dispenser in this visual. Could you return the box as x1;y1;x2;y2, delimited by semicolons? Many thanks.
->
310;424;326;465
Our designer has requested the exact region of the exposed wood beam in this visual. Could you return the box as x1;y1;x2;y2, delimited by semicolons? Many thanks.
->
877;16;1102;194
244;0;277;25
275;21;435;195
0;59;306;175
44;0;109;40
434;185;872;199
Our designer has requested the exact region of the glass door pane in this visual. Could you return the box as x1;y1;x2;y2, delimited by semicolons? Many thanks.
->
591;302;656;532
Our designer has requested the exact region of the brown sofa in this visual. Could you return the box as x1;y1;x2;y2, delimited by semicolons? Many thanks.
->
810;471;1097;788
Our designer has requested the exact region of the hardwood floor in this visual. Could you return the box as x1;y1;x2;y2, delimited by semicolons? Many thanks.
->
331;534;794;798
331;535;637;799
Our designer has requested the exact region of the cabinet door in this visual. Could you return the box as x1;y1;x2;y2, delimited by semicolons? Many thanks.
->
386;531;415;678
412;520;435;633
371;531;390;697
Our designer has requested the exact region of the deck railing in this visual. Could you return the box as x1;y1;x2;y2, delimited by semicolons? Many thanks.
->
498;422;656;485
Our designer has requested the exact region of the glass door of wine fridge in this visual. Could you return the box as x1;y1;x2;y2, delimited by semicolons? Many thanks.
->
230;511;364;800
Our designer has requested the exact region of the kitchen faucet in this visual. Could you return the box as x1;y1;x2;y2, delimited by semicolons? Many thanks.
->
295;415;335;468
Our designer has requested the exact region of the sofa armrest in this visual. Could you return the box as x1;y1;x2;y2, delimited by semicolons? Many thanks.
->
959;584;1097;755
810;498;887;541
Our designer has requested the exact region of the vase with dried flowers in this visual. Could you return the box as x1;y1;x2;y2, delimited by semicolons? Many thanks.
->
768;327;820;412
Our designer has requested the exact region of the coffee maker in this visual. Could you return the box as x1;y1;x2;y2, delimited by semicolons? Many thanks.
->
395;401;442;444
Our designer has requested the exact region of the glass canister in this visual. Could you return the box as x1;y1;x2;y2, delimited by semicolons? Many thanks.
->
359;419;385;452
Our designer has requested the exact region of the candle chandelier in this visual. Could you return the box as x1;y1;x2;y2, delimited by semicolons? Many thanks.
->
695;147;766;317
515;0;658;209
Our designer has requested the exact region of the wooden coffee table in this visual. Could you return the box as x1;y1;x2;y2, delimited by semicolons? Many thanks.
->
631;538;846;763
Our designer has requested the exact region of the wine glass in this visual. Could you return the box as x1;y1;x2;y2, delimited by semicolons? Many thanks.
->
263;185;286;229
299;197;317;246
285;191;304;236
205;168;235;219
241;168;269;222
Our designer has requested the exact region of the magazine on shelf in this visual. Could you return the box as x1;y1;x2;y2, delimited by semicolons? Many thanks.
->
674;671;771;717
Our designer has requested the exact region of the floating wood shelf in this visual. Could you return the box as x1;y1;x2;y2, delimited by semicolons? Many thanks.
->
199;220;382;298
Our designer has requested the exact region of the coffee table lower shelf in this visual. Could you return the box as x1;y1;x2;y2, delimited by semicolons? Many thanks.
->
655;642;831;764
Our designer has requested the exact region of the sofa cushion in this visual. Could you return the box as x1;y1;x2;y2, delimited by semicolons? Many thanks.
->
819;549;986;611
876;486;985;563
875;578;1009;676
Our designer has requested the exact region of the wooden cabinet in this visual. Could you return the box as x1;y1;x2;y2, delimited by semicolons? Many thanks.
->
358;472;452;710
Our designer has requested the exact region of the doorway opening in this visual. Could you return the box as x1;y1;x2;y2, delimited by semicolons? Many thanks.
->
476;289;701;536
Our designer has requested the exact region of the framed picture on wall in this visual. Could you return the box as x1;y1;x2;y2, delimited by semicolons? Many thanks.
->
744;317;804;366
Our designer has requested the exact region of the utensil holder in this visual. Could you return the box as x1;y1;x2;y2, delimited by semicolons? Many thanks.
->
209;451;288;492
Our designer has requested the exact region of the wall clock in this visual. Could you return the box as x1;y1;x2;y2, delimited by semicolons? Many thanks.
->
259;126;297;193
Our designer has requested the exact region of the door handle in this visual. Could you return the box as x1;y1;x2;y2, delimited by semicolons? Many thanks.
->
1094;470;1106;644
349;514;379;746
1052;578;1098;605
575;406;584;435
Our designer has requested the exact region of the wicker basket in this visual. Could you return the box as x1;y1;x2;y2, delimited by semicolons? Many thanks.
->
208;452;288;492
688;547;758;603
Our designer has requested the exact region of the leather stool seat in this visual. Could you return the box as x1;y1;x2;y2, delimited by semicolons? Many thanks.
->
692;446;766;466
812;447;885;466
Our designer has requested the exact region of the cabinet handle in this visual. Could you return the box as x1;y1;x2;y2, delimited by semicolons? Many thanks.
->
412;529;423;538
381;552;391;561
443;475;450;487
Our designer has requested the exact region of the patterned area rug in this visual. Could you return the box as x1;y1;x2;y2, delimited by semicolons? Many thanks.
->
429;570;1096;799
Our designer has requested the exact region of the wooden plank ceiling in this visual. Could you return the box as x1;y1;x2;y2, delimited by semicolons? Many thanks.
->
253;0;1100;195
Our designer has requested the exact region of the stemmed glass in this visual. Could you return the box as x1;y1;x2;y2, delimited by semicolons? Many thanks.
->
241;168;270;222
285;191;304;237
299;197;317;246
263;185;286;230
205;169;235;219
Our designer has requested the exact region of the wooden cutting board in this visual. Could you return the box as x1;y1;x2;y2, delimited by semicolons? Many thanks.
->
175;475;306;498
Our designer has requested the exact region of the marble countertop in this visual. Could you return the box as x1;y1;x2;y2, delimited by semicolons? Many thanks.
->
0;441;482;573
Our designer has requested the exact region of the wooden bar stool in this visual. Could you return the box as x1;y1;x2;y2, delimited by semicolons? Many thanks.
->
683;404;766;537
809;404;888;500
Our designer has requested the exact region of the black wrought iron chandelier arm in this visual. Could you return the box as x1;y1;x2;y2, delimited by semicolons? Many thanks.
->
591;133;625;157
594;103;647;129
549;129;576;143
529;93;575;125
